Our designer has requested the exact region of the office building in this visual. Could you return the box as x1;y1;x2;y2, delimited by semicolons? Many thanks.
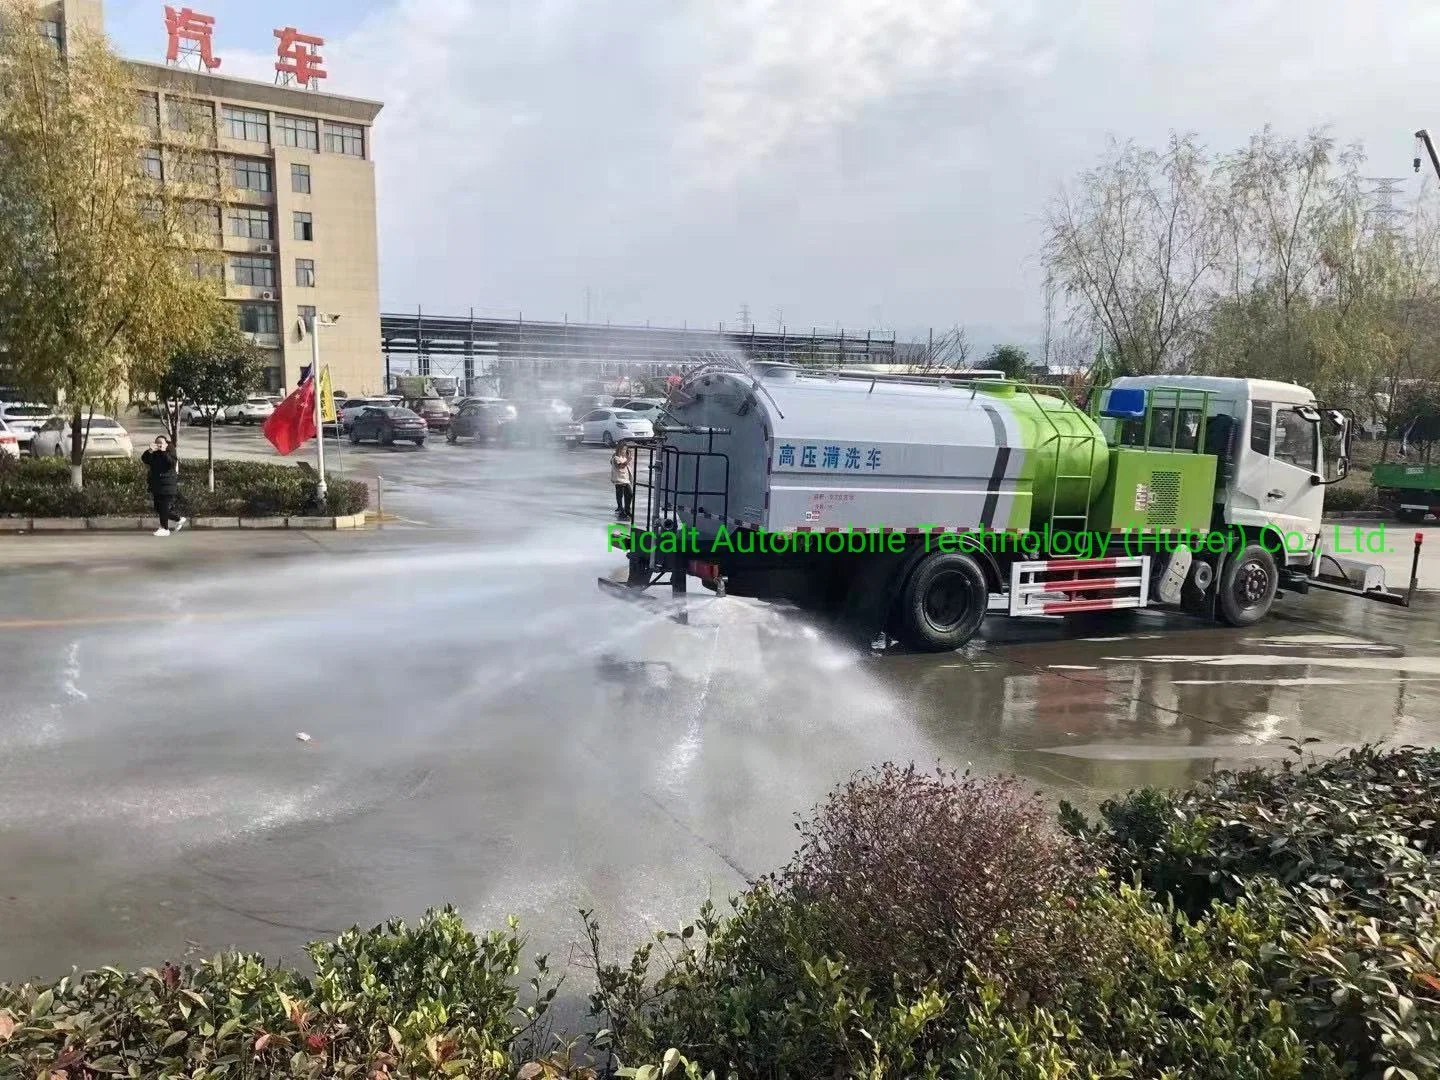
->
39;0;385;395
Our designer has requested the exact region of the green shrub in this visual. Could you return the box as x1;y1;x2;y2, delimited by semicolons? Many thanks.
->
597;880;1347;1080
0;456;367;517
0;907;555;1079
1067;743;1440;922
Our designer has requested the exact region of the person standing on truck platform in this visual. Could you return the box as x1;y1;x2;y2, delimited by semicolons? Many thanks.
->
611;440;635;520
141;435;187;537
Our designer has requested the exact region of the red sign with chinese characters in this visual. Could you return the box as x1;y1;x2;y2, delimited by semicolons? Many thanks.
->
164;6;221;70
274;27;327;87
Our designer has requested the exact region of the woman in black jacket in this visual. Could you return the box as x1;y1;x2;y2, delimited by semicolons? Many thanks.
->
141;436;187;537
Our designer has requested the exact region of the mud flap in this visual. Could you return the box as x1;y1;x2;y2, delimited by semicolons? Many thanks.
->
837;552;908;648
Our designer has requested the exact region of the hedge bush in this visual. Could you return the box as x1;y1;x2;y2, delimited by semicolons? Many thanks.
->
0;908;558;1079
5;749;1439;1079
596;748;1440;1080
1324;485;1382;513
0;457;367;518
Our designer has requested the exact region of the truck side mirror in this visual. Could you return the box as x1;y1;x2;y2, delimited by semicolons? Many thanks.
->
1315;410;1351;485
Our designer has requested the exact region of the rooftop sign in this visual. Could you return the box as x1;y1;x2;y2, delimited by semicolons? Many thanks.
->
161;6;327;89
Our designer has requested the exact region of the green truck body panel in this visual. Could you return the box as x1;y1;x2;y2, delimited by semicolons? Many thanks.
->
981;384;1111;532
1088;448;1218;534
1372;462;1440;494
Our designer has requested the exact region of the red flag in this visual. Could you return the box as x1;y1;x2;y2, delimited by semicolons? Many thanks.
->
262;377;316;455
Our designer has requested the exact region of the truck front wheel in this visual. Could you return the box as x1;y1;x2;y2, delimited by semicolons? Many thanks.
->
897;552;988;652
1218;544;1278;627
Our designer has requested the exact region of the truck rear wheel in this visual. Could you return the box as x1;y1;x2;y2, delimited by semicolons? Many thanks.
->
1218;544;1278;627
897;552;988;652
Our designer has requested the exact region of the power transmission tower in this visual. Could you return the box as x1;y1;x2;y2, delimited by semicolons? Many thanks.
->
1364;177;1408;240
737;303;752;329
1043;271;1055;371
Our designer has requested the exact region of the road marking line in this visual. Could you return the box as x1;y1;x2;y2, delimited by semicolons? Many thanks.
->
0;610;272;631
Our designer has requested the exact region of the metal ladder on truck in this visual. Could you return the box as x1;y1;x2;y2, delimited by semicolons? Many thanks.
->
1009;384;1150;617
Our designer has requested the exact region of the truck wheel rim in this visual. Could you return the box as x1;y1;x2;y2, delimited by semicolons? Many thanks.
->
924;571;971;630
1237;561;1270;605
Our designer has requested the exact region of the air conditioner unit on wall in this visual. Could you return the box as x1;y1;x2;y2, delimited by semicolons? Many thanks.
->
257;244;275;253
259;291;275;300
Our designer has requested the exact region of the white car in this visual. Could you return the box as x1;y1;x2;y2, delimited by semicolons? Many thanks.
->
617;399;666;421
0;403;56;453
0;417;18;460
225;396;277;424
30;415;135;460
179;402;228;426
580;408;655;446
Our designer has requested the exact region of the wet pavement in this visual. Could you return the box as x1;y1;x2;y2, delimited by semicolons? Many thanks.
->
2;434;1439;984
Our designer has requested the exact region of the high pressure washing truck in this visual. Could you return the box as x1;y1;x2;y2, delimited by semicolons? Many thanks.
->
599;360;1420;650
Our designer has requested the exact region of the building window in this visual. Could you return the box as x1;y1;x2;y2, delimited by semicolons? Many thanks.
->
293;211;313;241
237;302;279;335
231;158;272;193
228;206;272;240
38;19;62;50
136;92;160;131
222;106;269;144
297;305;316;331
188;255;224;282
291;163;311;194
183;202;222;242
172;152;220;187
231;254;275;289
168;99;215;136
276;114;319;151
295;258;316;287
141;147;163;180
324;122;364;157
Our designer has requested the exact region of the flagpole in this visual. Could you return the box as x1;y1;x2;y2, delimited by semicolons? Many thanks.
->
310;319;328;505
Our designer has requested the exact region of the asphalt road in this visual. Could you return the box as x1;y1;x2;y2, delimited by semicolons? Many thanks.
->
2;425;1440;985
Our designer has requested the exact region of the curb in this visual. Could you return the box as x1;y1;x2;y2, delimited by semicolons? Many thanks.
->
0;513;368;533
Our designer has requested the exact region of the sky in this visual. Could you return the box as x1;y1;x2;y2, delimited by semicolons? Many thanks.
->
104;0;1440;352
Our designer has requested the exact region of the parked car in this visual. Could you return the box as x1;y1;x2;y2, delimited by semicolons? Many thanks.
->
616;399;666;423
0;418;18;460
31;415;134;459
0;403;56;453
225;396;277;424
179;402;227;426
446;400;511;445
400;396;452;433
332;397;388;433
580;408;654;446
512;400;583;449
452;397;519;423
570;395;614;420
348;406;427;447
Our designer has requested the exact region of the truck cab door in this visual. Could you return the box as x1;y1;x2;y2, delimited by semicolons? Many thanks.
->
1267;404;1325;552
1225;400;1276;531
